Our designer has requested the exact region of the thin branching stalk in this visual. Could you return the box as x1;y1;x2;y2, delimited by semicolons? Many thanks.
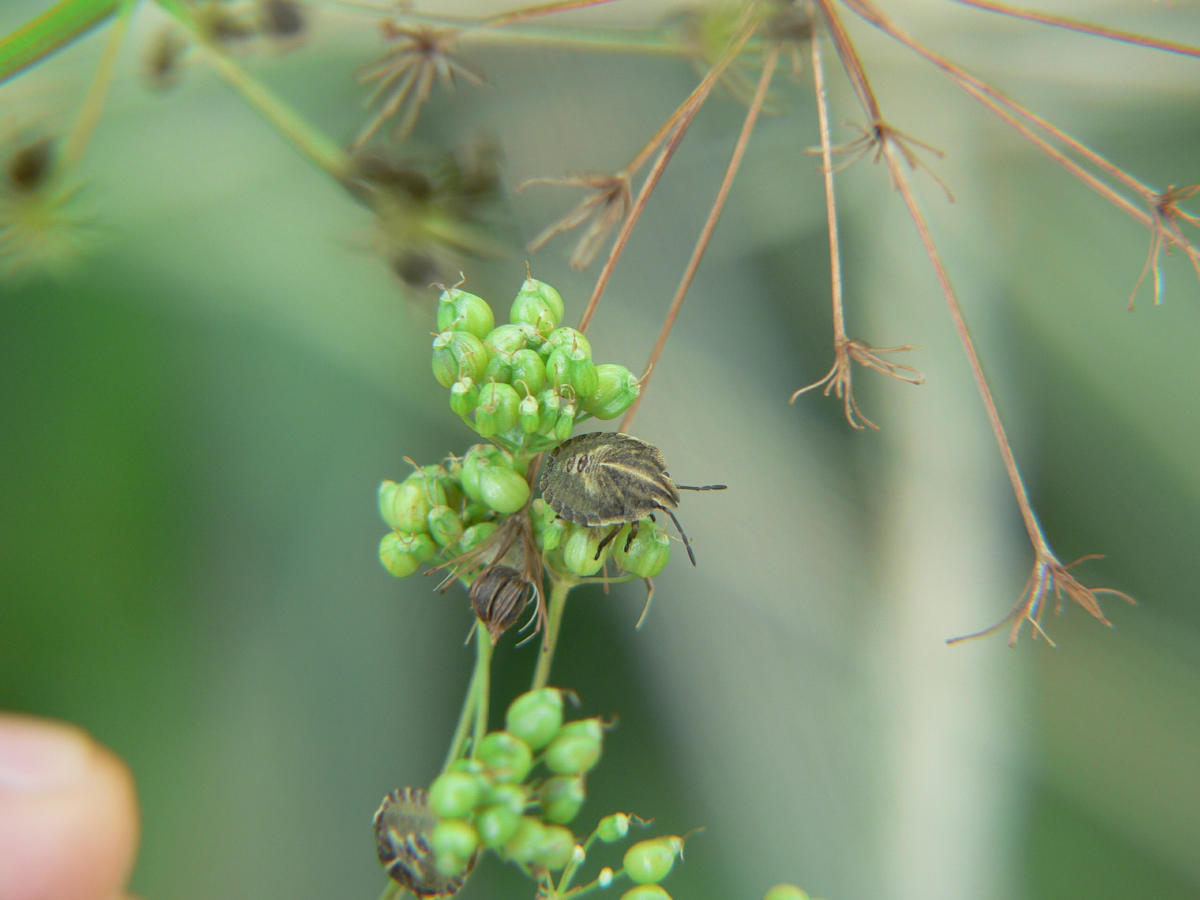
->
576;14;760;333
62;0;134;167
811;27;846;347
952;0;1200;59
620;46;779;432
483;0;620;29
532;574;572;690
443;621;493;769
0;0;118;85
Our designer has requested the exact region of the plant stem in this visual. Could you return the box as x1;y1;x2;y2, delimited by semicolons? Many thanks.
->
0;0;118;86
442;621;494;770
375;881;401;900
152;0;351;182
531;575;572;690
810;17;847;343
62;0;135;167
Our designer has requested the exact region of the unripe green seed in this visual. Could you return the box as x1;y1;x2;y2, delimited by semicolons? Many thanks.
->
583;363;641;420
475;803;521;848
544;719;603;775
513;278;564;330
478;465;530;514
484;323;530;357
505;688;564;750
596;813;629;843
432;330;489;388
541;326;591;362
460;444;507;504
484;782;528;815
378;479;432;533
450;376;481;417
482;351;513;385
562;525;605;577
430;819;478;876
532;824;576;870
538;388;562;435
476;731;534;784
428;772;485;819
544;348;571;391
554;399;576;442
474;382;521;438
510;348;546;395
437;287;494;339
458;522;498;555
379;531;437;577
461;501;491;526
621;886;672;900
539;775;585;824
613;523;670;578
518;393;541;434
427;505;465;547
599;867;614;888
623;836;682;885
503;816;546;865
447;757;485;776
566;351;598;399
763;885;811;900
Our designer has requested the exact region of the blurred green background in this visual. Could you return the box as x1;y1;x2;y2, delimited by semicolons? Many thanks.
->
3;2;1200;899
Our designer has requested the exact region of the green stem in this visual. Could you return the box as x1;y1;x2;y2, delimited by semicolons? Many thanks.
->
531;575;572;690
152;0;351;182
62;0;136;166
375;880;401;900
442;621;493;770
0;0;119;86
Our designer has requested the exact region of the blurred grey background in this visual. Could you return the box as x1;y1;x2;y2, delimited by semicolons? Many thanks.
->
3;2;1200;899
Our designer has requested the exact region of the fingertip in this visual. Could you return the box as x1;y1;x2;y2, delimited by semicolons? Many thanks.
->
0;714;139;900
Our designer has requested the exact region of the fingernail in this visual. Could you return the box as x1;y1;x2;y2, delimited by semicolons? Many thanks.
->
0;715;91;791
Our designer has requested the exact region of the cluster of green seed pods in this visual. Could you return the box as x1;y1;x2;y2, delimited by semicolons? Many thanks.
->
432;277;640;453
531;498;672;579
375;688;699;899
378;447;531;581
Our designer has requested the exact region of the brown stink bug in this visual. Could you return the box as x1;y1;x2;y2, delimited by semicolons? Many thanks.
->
538;431;726;566
374;786;474;897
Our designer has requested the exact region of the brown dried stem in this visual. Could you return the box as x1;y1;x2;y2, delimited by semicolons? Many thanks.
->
1129;184;1200;309
620;45;780;432
951;0;1200;60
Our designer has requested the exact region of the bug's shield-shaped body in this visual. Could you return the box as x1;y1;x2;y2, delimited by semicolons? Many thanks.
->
374;786;473;897
540;431;680;526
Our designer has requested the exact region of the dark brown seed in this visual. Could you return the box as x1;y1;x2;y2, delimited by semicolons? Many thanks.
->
470;565;533;642
7;138;55;193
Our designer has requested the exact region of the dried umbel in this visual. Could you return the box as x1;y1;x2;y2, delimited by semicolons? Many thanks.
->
470;564;533;643
374;786;475;897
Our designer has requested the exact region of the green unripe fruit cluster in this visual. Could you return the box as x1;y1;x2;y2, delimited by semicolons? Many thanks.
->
624;836;683;885
429;277;639;450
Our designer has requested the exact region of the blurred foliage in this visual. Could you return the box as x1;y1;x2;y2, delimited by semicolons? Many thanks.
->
2;2;1199;900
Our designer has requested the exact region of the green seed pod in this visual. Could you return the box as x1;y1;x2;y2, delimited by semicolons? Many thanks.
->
544;719;603;775
623;836;682;885
437;287;495;339
620;886;672;900
596;813;630;843
538;389;562;435
476;731;534;784
447;757;486;776
378;479;432;533
449;376;480;417
763;885;811;900
613;523;670;578
554;398;577;443
482;351;514;385
510;348;546;395
474;382;521;438
484;782;528;815
505;688;564;751
470;565;533;643
460;444;507;504
530;499;567;553
478;465;530;514
566;351;598;400
374;787;474;897
532;824;576;870
510;286;560;333
539;775;585;825
428;772;486;819
475;803;521;849
430;819;479;877
458;522;499;555
562;525;605;577
484;323;530;358
583;364;641;420
427;505;465;548
432;330;490;388
461;501;491;527
514;277;565;329
518;393;541;435
503;816;547;865
379;531;437;578
544;348;570;391
541;327;591;362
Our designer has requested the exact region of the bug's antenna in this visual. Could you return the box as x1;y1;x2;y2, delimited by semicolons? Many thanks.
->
675;483;727;492
657;505;698;566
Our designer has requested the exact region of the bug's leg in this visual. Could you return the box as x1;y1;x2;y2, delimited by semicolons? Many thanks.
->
594;525;622;560
623;519;640;553
656;504;697;566
676;483;728;492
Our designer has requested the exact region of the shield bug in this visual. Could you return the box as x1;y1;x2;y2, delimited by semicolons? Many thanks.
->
538;431;726;566
374;786;475;897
